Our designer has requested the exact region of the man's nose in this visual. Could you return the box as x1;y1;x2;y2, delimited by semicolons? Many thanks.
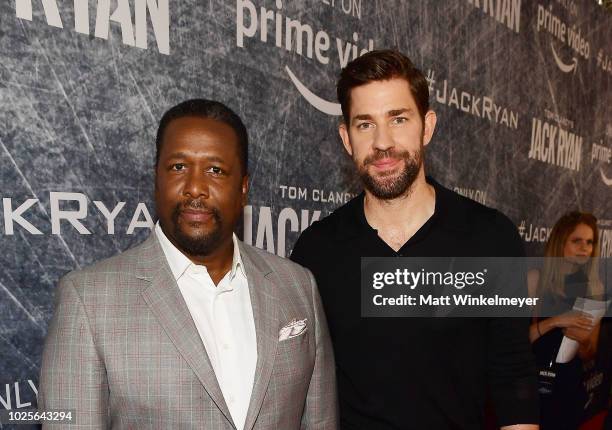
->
183;169;210;199
373;125;394;152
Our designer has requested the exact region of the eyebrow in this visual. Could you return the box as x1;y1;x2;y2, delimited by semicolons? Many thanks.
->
351;108;414;124
164;153;227;164
165;152;189;160
388;108;413;117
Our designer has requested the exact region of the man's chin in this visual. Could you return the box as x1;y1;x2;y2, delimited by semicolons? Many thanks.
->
172;224;223;256
180;220;210;231
359;158;422;200
367;175;411;195
369;169;405;182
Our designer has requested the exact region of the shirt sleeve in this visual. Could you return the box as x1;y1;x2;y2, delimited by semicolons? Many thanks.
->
39;275;110;429
486;212;540;426
300;268;339;429
290;226;318;271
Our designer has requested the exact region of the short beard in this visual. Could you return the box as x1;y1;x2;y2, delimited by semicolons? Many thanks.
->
171;200;223;256
357;146;423;200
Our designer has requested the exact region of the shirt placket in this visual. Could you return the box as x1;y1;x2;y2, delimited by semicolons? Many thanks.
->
213;278;237;411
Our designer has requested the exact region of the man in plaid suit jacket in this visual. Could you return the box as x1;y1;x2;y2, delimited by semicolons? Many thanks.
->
39;99;338;429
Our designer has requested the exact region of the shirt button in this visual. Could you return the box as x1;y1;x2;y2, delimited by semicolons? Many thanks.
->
228;395;235;404
222;343;230;351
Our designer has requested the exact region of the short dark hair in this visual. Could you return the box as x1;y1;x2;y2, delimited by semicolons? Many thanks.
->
155;99;248;175
337;49;430;125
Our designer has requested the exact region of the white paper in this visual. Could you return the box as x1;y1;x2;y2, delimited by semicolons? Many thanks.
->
555;298;610;363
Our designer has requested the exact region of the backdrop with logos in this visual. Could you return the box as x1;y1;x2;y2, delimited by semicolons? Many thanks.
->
1;0;611;424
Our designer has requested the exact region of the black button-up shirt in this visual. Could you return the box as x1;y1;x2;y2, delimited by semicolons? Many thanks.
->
291;177;538;429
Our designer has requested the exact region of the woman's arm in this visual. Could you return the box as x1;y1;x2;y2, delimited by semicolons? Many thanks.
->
575;322;600;360
527;269;552;343
529;317;558;343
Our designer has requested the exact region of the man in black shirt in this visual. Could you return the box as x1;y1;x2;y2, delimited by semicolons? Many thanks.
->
290;50;539;429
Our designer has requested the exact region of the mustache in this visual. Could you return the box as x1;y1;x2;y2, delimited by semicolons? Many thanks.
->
363;149;411;166
172;199;221;219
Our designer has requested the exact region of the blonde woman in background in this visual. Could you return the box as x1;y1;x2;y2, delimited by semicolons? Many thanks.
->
528;211;604;430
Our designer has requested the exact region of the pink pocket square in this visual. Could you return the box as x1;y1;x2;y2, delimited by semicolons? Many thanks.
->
278;318;308;341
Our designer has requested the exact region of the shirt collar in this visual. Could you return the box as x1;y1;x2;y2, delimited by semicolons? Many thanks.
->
335;176;470;241
230;234;246;279
155;222;245;281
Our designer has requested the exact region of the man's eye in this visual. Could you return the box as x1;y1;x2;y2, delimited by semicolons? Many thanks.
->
208;166;223;175
357;122;374;130
392;117;408;125
171;163;185;171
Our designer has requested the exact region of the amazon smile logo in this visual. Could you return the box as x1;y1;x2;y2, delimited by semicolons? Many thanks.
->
236;0;374;116
285;67;342;116
600;169;612;187
550;42;577;74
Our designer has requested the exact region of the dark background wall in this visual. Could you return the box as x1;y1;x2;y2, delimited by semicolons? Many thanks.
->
0;0;610;424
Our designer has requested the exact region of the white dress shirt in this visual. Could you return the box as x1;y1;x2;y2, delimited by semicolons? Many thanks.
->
155;223;257;430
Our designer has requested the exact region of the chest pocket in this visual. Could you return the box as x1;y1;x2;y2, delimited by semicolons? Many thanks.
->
273;324;314;383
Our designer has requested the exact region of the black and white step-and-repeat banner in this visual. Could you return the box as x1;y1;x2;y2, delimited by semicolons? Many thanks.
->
1;0;610;421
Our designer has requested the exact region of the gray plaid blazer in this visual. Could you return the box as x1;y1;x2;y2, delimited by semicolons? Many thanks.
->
39;232;338;429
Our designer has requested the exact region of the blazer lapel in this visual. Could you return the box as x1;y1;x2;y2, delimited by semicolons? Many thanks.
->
240;244;280;430
136;232;236;428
